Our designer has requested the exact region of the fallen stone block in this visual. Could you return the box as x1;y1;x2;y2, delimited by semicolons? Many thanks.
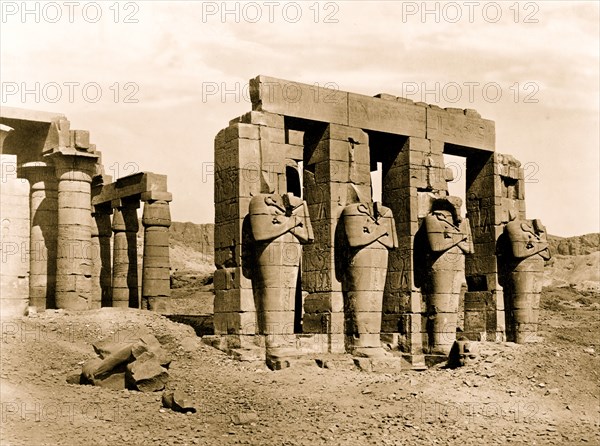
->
94;342;148;377
80;358;127;390
126;352;169;392
93;333;172;368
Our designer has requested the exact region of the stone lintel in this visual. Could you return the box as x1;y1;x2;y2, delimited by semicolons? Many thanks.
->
141;191;173;202
250;75;348;125
249;75;494;148
0;106;65;124
426;107;495;151
347;92;426;137
92;172;169;205
111;197;140;209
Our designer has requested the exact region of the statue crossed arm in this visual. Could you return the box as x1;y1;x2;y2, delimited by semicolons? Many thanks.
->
425;211;473;255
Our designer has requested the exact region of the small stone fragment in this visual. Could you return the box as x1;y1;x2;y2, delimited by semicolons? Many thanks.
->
231;412;259;425
162;390;197;413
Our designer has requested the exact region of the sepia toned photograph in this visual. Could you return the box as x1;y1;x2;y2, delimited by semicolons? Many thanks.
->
1;1;598;445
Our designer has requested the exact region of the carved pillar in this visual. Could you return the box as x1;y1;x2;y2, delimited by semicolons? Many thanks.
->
422;199;473;355
49;152;98;310
248;193;313;363
213;111;286;337
302;124;371;353
111;199;140;308
464;153;525;342
340;202;397;357
141;196;172;312
500;217;550;343
19;162;58;311
90;205;112;309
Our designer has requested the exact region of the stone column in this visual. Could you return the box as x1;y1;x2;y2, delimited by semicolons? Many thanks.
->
90;205;112;309
111;199;140;308
0;127;31;317
50;152;98;310
141;195;172;312
19;162;58;311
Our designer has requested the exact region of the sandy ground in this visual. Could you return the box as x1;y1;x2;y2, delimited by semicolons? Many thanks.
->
1;287;598;446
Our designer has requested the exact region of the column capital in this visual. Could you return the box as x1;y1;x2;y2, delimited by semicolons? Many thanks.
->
0;124;14;151
46;150;98;182
141;191;172;202
112;200;140;233
18;161;57;189
142;199;171;228
92;202;113;216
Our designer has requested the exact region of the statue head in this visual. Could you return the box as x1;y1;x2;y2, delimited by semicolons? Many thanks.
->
431;197;461;225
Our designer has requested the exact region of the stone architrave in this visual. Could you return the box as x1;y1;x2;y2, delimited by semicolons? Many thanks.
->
248;193;313;361
423;198;473;355
501;215;550;343
340;202;397;358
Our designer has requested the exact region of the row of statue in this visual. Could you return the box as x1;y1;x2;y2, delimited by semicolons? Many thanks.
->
245;192;550;360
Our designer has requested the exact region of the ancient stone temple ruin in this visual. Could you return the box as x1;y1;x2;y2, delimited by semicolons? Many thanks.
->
0;107;172;317
210;75;550;369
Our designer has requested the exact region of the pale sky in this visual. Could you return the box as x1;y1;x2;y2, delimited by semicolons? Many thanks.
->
1;1;598;236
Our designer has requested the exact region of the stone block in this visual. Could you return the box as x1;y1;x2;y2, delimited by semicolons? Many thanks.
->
141;267;170;281
258;143;287;174
286;128;304;146
400;313;423;354
323;124;369;144
250;75;348;125
142;279;170;297
426;107;495;151
381;314;401;333
125;352;169;392
73;130;90;149
235;110;285;129
214;311;257;335
348;93;426;137
303;292;344;313
346;312;384;334
213;267;251;290
223;123;261;143
314;160;371;184
286;144;303;161
302;313;328;333
309;139;350;164
214;288;256;313
259;126;286;144
216;138;261;171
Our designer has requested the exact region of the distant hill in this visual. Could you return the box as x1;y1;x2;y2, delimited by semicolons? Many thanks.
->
164;222;599;291
170;222;214;258
167;222;599;259
547;233;600;256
